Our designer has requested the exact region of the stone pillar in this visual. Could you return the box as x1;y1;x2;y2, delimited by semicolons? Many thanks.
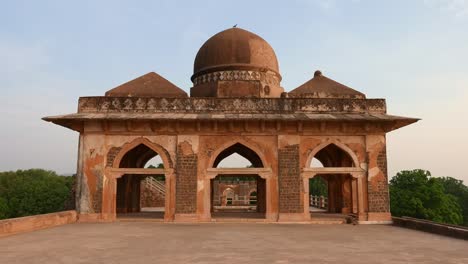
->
366;135;391;222
164;169;176;221
175;137;199;220
352;178;358;214
101;171;117;221
356;174;367;220
278;135;304;221
341;175;352;214
302;176;312;220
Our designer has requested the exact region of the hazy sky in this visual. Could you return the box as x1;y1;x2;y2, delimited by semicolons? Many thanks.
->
1;0;467;182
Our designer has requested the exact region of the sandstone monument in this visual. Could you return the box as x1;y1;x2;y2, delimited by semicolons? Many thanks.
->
43;27;418;223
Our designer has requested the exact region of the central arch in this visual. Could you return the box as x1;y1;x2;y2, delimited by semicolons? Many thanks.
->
213;143;264;168
208;140;268;169
208;141;268;220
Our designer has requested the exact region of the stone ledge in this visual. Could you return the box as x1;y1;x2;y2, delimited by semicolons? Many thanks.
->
392;216;468;240
0;210;77;238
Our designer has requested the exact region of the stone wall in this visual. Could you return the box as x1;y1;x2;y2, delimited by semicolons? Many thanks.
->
175;143;198;214
278;144;302;213
140;182;165;207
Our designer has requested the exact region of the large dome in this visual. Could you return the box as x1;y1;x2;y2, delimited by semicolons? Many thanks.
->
191;28;283;98
192;27;280;80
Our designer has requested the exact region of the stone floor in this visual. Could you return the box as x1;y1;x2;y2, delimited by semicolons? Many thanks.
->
0;223;467;264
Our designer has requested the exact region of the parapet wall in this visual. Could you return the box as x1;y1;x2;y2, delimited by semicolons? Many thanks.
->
0;211;77;238
393;217;468;240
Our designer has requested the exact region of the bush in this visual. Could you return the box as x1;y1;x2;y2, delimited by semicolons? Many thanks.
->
0;169;74;220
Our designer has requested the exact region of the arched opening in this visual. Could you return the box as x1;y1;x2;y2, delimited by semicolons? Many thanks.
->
222;188;234;206
308;144;356;217
116;143;166;220
210;143;266;219
216;153;252;168
213;143;263;168
312;143;355;168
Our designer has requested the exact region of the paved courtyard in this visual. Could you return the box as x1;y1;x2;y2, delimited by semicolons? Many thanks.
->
0;223;467;264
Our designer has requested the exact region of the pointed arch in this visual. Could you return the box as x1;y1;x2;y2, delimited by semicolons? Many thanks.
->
306;140;359;168
111;137;173;169
210;141;266;168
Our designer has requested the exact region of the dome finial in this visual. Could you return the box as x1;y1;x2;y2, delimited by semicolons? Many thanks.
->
314;70;322;77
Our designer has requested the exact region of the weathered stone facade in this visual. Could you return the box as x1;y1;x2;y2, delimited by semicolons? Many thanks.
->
279;144;302;213
44;27;418;223
175;145;198;214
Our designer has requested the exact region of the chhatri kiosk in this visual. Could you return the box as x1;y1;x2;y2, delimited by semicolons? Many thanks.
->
44;27;417;223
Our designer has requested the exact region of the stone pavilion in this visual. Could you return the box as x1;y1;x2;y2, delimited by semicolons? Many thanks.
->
43;27;418;223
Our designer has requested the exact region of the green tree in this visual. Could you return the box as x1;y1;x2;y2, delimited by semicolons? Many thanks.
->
0;169;74;220
390;169;463;225
309;177;328;197
434;177;468;226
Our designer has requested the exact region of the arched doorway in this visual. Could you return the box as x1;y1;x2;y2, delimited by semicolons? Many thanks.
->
210;143;267;219
115;142;168;219
307;143;357;217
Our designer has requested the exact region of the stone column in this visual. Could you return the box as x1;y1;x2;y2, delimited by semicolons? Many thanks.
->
366;135;391;222
175;136;199;221
341;175;352;214
164;169;176;221
278;135;304;221
352;178;358;214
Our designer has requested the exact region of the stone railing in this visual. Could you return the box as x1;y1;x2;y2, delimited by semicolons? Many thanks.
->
310;195;328;209
393;216;468;240
0;211;77;237
143;177;165;197
77;97;386;114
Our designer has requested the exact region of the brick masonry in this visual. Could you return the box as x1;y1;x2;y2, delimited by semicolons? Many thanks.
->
175;150;198;214
278;144;303;213
368;146;390;212
106;147;122;167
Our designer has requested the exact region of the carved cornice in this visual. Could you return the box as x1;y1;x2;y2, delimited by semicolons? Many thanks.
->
78;97;387;114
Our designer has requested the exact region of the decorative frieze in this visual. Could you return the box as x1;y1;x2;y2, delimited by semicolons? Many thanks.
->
192;69;280;86
78;97;387;114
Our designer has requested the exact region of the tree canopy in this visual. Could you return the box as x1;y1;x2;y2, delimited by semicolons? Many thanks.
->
0;169;74;220
389;169;464;225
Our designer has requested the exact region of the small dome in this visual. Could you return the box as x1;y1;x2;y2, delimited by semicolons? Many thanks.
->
192;27;280;80
289;70;365;99
105;72;187;97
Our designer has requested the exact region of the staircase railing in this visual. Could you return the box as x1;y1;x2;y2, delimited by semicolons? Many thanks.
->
143;177;165;197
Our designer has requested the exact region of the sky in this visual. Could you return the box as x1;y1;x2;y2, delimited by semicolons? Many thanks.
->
1;0;467;182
